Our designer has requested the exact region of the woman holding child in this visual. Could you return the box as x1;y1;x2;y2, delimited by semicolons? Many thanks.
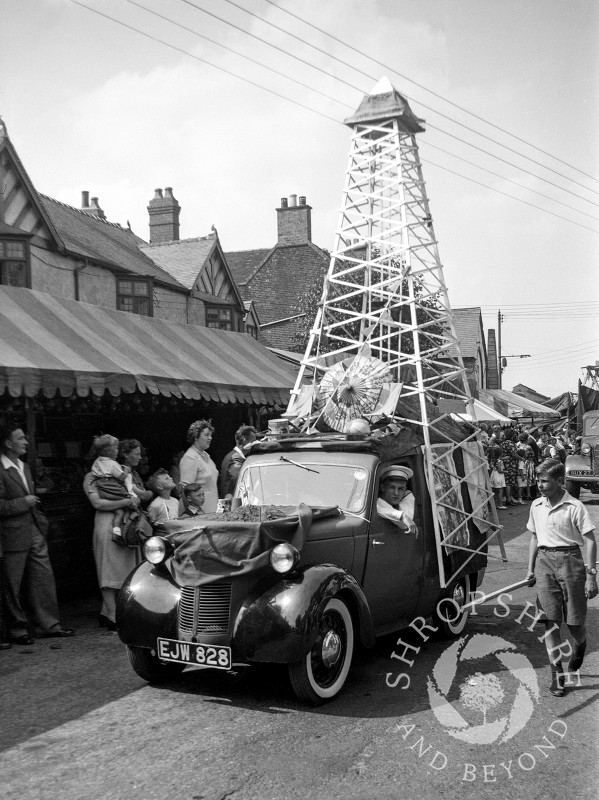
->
178;420;219;512
83;434;143;631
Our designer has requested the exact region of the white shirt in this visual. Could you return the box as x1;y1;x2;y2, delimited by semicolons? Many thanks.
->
377;492;416;531
1;454;30;492
527;491;595;548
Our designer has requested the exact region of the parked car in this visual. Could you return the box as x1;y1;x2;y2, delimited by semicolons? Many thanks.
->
117;433;488;704
565;410;599;498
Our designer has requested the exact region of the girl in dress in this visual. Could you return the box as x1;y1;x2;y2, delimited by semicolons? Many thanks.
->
488;444;507;509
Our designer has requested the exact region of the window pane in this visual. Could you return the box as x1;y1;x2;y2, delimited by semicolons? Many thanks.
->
118;280;132;294
220;309;232;321
207;321;219;328
206;309;219;320
132;298;149;315
133;281;149;296
5;242;25;258
2;261;26;287
117;297;134;312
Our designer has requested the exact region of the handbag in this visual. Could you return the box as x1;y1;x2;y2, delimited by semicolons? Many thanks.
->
123;510;153;548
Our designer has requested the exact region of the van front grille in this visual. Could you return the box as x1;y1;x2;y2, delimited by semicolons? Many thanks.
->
178;583;232;634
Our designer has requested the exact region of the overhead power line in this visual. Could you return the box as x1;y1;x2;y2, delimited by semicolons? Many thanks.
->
70;0;599;235
69;0;339;124
181;0;599;215
260;0;599;188
224;0;599;195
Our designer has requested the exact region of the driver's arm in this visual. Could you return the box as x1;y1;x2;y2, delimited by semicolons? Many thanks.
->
377;493;417;533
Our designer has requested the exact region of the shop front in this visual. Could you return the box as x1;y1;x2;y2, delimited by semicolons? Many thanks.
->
0;286;295;597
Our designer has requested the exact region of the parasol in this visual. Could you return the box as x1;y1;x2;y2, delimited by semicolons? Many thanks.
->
317;354;394;431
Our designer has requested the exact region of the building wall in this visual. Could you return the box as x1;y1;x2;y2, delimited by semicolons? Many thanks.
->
31;246;115;306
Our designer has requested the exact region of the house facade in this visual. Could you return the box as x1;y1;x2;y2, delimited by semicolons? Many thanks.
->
226;195;329;351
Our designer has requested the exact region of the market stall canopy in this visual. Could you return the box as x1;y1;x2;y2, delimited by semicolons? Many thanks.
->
454;398;512;424
0;286;295;404
478;388;559;419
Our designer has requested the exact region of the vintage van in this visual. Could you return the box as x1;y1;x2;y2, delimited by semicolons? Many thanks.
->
117;429;488;704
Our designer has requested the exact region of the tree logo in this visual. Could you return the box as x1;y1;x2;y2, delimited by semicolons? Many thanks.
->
427;634;539;744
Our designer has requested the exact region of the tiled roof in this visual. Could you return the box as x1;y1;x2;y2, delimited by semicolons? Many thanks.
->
451;307;484;359
226;249;272;284
39;196;185;289
139;237;216;289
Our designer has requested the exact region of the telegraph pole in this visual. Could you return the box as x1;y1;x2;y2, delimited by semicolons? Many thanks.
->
497;309;502;389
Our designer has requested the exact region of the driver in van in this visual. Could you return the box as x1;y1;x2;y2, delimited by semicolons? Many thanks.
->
377;465;418;534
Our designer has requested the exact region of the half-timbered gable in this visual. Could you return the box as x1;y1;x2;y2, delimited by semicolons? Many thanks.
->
140;234;246;331
0;120;192;321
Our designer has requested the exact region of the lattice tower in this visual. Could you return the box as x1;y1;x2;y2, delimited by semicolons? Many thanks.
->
289;78;501;587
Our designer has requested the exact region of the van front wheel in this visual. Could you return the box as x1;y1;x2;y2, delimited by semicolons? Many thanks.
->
288;597;354;705
434;575;471;638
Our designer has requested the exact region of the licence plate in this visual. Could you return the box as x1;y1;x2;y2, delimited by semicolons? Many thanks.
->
157;637;232;670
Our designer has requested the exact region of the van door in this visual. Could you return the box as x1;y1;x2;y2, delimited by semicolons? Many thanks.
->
361;481;425;630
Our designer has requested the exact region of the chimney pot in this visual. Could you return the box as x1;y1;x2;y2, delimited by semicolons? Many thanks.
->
164;187;173;197
91;197;99;208
289;194;297;207
154;188;163;198
280;197;288;208
81;191;89;208
299;196;306;206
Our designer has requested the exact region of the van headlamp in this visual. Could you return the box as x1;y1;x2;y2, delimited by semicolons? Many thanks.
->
144;536;171;565
270;543;299;574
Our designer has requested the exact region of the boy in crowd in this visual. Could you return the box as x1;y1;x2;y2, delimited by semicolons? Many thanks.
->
147;469;179;526
526;459;597;696
180;483;206;518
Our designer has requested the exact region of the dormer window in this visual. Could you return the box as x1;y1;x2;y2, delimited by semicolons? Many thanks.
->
117;278;152;316
0;239;29;287
206;306;233;330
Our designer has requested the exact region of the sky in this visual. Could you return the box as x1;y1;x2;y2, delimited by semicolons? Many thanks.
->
1;0;598;398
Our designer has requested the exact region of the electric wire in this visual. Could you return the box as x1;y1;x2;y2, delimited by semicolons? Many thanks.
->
224;0;599;195
261;0;599;188
424;159;599;235
69;0;599;235
123;0;351;109
136;0;599;222
69;0;340;125
421;140;599;222
181;0;599;215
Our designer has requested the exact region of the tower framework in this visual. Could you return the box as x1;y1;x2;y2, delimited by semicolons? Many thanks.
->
288;79;502;587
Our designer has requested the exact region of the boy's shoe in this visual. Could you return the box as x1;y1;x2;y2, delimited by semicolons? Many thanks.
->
569;640;586;672
549;667;565;697
112;528;126;546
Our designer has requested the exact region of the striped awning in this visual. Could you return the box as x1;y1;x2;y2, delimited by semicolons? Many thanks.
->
0;286;295;405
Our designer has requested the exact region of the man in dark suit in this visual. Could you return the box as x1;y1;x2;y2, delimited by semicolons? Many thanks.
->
0;423;73;644
218;425;258;498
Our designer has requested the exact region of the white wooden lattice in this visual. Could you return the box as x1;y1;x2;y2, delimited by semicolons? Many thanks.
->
289;79;503;587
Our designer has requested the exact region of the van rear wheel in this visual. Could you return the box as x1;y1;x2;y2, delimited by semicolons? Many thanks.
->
434;575;471;638
288;597;354;705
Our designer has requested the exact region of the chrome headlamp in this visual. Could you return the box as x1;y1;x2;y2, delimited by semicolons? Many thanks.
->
143;536;172;565
581;443;591;456
270;542;300;574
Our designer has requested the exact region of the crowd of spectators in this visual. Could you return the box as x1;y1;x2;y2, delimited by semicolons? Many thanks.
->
0;421;258;645
477;421;577;510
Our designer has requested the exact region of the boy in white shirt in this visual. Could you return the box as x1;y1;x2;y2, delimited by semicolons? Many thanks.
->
147;469;179;527
526;459;597;696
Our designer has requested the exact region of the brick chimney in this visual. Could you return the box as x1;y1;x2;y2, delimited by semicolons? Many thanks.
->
80;191;106;220
487;329;499;389
276;194;312;245
147;186;180;243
